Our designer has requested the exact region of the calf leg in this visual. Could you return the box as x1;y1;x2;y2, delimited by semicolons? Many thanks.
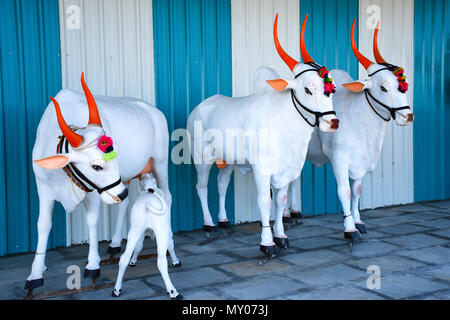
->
154;227;180;299
129;232;146;266
217;165;234;224
26;191;54;290
84;193;102;278
351;179;366;234
113;225;146;297
109;196;130;254
273;185;289;249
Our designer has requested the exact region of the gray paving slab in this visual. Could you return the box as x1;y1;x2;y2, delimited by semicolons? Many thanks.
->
379;224;431;235
383;233;448;250
397;246;450;265
289;236;343;250
280;249;348;270
345;240;401;258
429;228;450;239
376;273;447;299
413;219;450;229
346;255;426;273
285;285;382;300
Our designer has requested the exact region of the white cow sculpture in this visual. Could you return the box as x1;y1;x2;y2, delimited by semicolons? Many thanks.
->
306;21;414;247
26;74;179;294
187;14;339;260
113;173;181;300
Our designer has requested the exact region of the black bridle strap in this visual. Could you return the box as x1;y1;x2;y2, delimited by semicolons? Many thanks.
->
364;90;410;121
291;90;336;127
60;136;122;195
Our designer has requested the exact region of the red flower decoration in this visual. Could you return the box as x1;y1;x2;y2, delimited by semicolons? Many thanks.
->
97;135;113;153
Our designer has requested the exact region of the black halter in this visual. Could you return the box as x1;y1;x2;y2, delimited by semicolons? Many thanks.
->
365;63;411;121
57;135;122;195
291;62;336;127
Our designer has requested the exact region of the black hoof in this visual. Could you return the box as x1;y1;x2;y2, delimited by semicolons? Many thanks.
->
107;246;122;255
355;224;367;234
203;225;217;233
290;211;302;219
282;216;293;224
259;245;279;260
274;237;289;249
24;278;44;290
172;294;184;300
84;268;101;279
218;221;231;229
344;231;361;242
129;261;137;268
112;289;121;298
172;261;182;268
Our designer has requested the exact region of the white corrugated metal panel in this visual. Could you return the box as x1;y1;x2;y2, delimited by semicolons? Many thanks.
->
358;0;414;210
231;0;301;224
59;0;155;245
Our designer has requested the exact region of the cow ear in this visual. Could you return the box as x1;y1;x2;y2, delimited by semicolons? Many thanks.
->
342;80;371;93
266;79;292;91
34;155;70;169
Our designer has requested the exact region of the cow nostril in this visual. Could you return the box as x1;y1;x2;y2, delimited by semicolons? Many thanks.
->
118;188;128;201
331;119;340;129
407;113;414;122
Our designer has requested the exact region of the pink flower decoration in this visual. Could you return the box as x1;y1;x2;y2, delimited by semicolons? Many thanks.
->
97;135;113;153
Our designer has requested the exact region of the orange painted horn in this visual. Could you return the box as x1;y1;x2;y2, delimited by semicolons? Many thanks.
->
273;14;299;71
300;14;314;63
373;21;387;64
81;73;102;126
50;97;83;148
350;19;374;70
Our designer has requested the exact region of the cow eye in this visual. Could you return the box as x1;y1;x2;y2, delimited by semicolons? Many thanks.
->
380;86;388;93
92;165;103;172
305;87;312;95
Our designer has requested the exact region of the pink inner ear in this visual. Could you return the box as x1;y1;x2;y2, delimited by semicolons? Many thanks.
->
343;81;365;93
266;79;289;91
34;155;70;170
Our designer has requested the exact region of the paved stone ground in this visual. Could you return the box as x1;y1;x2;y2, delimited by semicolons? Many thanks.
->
0;201;449;300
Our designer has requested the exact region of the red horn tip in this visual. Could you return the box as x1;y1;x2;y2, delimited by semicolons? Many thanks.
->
273;14;299;72
373;21;387;64
350;19;374;70
300;14;314;63
50;97;83;148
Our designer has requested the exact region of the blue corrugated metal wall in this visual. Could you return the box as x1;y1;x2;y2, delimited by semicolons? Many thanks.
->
0;0;66;256
153;0;234;232
300;0;359;216
414;0;450;202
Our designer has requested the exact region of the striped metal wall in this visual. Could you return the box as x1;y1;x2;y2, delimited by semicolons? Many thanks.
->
153;0;234;232
232;0;301;223
300;0;359;216
414;0;450;202
0;0;66;256
358;0;415;210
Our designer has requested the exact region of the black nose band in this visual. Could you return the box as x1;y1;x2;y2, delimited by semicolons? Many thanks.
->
365;90;410;121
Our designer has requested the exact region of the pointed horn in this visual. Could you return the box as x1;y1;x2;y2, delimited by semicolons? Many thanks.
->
81;73;102;126
350;19;374;70
273;14;299;71
50;97;83;148
300;14;314;63
373;21;387;64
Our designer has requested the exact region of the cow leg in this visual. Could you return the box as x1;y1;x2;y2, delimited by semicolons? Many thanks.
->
288;180;302;219
25;191;54;291
153;159;180;266
332;164;360;247
273;185;289;249
351;178;366;234
109;196;130;255
195;164;215;228
217;165;233;226
84;193;102;280
154;224;181;299
253;170;278;259
113;225;146;297
129;232;146;267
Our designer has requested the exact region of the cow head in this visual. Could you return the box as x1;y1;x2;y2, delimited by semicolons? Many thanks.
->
34;73;128;205
343;21;414;126
267;14;339;133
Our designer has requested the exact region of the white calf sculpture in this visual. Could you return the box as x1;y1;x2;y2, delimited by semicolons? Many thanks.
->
26;73;179;294
113;174;181;300
187;14;339;260
306;21;414;248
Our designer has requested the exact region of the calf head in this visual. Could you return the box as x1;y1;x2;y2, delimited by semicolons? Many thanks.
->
343;21;414;126
34;73;128;205
267;14;339;133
